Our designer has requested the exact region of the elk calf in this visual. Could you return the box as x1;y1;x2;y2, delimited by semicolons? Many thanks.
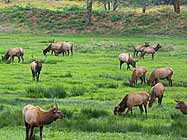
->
129;66;147;87
31;60;42;82
114;91;149;115
149;83;165;107
23;101;64;140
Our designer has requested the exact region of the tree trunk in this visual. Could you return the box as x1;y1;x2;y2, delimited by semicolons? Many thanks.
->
113;0;118;11
142;0;146;13
173;0;180;14
104;0;107;11
85;0;93;25
107;0;111;11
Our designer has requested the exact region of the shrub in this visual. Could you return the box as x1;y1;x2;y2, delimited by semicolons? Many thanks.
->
81;108;109;119
69;86;86;97
25;86;45;98
44;85;67;98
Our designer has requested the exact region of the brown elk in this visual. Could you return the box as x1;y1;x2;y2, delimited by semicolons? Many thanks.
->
2;48;24;63
23;100;64;140
133;42;149;57
119;53;138;70
31;60;43;82
175;100;187;114
147;67;173;86
140;44;162;60
129;66;147;87
149;83;165;107
43;42;73;56
114;91;149;115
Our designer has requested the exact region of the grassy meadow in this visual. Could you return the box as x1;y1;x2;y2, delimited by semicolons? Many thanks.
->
0;33;187;140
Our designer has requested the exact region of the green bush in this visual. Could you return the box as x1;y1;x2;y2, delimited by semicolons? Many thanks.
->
81;108;109;119
44;85;67;98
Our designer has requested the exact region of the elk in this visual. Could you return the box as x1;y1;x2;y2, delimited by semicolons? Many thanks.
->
23;99;64;140
114;91;149;115
31;60;42;82
133;42;149;57
147;67;173;86
43;42;73;56
129;66;147;87
119;53;137;70
149;83;165;107
175;100;187;114
2;48;24;63
140;44;162;60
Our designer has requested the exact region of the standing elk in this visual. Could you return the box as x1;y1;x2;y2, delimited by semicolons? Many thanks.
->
133;42;149;57
149;83;165;107
175;100;187;114
114;91;149;115
31;60;42;82
129;66;147;87
119;53;138;70
23;99;64;140
140;44;162;60
147;67;173;86
2;48;24;63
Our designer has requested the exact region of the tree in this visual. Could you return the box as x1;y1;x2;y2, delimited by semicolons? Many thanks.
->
85;0;93;25
173;0;180;14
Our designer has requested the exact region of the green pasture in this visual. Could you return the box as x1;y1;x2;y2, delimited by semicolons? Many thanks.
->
0;33;187;139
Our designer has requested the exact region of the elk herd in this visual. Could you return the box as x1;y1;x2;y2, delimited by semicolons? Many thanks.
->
0;40;185;140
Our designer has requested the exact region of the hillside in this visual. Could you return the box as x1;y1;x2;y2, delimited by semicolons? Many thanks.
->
0;3;187;37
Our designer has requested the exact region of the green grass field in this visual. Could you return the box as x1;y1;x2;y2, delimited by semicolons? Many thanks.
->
0;33;187;140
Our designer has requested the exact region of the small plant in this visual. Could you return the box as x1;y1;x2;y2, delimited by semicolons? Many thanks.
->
44;85;67;98
25;86;45;98
69;86;86;97
81;108;108;119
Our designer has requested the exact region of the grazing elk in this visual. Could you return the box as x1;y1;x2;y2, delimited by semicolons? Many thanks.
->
23;100;64;140
175;100;187;114
133;42;149;57
140;44;162;60
149;83;165;107
147;67;173;86
129;66;147;87
43;42;73;56
119;53;137;70
31;60;42;82
2;48;24;63
114;91;149;115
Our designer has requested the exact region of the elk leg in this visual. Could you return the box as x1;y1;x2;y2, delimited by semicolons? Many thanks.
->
152;53;154;60
21;56;24;63
127;63;130;70
51;50;54;55
140;77;143;84
144;104;147;115
40;126;43;140
159;95;163;105
30;126;34;140
25;122;30;140
158;97;161;105
32;70;35;81
37;71;41;82
119;61;124;69
126;107;132;115
139;105;143;114
136;51;139;57
18;56;21;63
67;50;70;56
143;76;146;84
